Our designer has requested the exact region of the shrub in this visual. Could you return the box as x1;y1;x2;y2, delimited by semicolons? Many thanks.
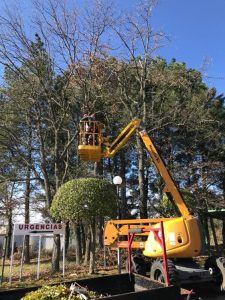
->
21;285;69;300
50;178;117;222
21;284;101;300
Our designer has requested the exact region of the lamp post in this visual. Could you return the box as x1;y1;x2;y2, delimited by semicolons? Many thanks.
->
113;175;123;274
113;176;123;218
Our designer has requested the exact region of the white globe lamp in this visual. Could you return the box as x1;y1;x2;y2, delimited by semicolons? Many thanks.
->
113;176;122;185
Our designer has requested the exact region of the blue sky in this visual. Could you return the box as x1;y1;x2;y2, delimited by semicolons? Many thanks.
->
118;0;225;95
151;0;225;95
0;0;224;95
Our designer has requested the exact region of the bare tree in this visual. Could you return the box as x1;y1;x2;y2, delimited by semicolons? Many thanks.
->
0;2;80;271
110;0;166;217
0;0;115;272
33;0;114;111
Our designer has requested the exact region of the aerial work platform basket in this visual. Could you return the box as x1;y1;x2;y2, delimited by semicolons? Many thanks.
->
78;120;104;162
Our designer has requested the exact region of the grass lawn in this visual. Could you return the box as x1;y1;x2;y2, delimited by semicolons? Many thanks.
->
0;251;120;290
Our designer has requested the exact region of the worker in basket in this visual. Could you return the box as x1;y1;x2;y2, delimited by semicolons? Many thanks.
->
80;113;99;145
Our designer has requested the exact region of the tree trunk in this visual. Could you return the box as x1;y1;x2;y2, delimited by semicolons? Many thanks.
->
37;120;52;208
98;217;104;248
84;228;91;266
209;217;219;255
54;128;60;191
24;113;32;263
81;223;86;256
65;221;70;257
73;223;82;265
222;168;225;205
24;236;30;264
120;151;127;219
6;184;14;259
51;234;61;272
136;134;148;218
94;161;103;177
89;220;96;274
6;208;12;259
24;161;31;263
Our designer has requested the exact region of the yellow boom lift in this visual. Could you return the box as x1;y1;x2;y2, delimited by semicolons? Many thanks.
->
78;118;225;289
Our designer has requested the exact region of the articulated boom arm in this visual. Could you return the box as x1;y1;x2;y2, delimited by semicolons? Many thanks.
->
78;117;202;257
102;119;142;158
102;119;190;218
138;127;190;218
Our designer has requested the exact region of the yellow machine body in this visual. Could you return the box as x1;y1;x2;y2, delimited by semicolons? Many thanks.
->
143;216;202;258
103;218;169;249
103;216;202;258
78;117;203;259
